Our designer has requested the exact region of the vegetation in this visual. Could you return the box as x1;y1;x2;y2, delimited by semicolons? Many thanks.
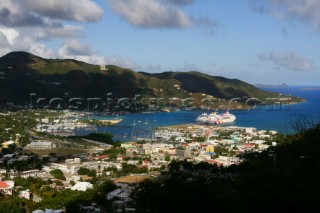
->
82;132;113;144
0;197;24;213
77;167;96;177
101;146;125;161
49;169;66;180
10;176;117;212
0;51;302;106
2;155;43;172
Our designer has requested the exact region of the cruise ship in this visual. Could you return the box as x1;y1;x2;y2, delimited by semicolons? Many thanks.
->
196;112;236;124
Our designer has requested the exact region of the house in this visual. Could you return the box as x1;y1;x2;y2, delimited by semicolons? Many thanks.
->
1;140;15;148
116;156;125;161
19;189;31;200
95;155;109;160
3;153;15;161
107;188;131;201
0;180;14;195
71;182;93;191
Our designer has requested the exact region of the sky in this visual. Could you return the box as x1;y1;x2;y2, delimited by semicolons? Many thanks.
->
0;0;319;86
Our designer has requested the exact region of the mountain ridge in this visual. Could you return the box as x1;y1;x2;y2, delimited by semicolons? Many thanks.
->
0;51;298;107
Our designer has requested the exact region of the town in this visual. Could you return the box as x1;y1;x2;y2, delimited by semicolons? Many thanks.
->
0;109;279;212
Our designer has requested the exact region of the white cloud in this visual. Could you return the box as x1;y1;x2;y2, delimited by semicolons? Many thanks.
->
23;0;103;22
0;31;10;48
0;33;57;59
0;0;45;27
36;25;84;40
58;39;93;57
56;39;140;69
102;56;141;70
251;0;320;30
107;0;191;28
67;54;140;70
28;42;56;59
0;27;19;44
258;51;313;71
0;0;144;71
0;0;102;40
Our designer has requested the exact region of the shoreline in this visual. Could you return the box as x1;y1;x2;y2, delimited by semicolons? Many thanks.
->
96;119;123;125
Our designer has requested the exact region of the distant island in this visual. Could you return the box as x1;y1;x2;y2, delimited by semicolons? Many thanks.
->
255;83;289;88
301;87;320;91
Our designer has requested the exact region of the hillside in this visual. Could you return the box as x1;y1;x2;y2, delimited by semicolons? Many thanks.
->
0;51;298;107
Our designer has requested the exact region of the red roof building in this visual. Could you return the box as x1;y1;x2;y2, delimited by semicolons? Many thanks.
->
0;181;9;188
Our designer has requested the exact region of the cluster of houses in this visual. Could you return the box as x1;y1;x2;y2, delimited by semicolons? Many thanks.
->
123;126;277;167
1;121;279;212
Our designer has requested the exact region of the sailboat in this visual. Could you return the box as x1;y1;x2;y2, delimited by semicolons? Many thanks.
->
144;118;149;124
154;114;157;122
132;119;136;126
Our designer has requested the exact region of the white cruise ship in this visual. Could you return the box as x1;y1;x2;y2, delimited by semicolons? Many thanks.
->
196;112;236;124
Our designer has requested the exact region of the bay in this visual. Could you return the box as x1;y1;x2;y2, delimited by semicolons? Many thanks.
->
75;86;320;141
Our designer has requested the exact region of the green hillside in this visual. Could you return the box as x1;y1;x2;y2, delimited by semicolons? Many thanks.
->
0;51;302;107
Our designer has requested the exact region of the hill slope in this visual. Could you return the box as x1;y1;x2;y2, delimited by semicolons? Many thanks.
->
0;51;294;107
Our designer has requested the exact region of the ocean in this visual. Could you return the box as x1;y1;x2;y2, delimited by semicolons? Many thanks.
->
75;86;320;141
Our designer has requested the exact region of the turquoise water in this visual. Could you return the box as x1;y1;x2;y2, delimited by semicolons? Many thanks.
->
75;86;320;141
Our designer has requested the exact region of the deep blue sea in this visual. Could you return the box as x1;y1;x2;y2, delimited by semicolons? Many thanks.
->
75;86;320;141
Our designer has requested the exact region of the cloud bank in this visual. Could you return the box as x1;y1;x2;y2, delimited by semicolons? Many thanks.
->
107;0;191;28
258;51;313;71
251;0;320;30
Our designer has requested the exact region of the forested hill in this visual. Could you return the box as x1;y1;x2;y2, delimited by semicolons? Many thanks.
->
0;51;291;105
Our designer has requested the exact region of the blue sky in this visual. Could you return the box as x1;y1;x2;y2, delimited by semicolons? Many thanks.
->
0;0;319;86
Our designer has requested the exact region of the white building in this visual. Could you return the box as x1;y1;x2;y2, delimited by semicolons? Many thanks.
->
19;189;31;200
25;142;56;149
71;182;93;191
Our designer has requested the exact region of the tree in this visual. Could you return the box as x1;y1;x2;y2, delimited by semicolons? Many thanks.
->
49;152;57;157
77;167;96;177
50;169;66;180
88;170;96;177
77;167;91;175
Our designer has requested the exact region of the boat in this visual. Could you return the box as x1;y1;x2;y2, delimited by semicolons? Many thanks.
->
161;108;171;112
196;112;236;124
144;118;149;124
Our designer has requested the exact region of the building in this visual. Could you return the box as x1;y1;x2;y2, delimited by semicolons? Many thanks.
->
1;140;15;148
10;169;47;179
19;189;31;200
0;180;14;195
25;141;56;149
71;182;93;191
